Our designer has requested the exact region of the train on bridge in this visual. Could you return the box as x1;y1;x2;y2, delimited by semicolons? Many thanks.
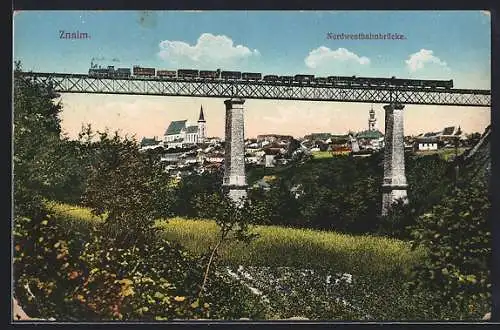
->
88;64;454;89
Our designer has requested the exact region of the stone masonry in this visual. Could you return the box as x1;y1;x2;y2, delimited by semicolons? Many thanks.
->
381;103;408;216
223;98;248;203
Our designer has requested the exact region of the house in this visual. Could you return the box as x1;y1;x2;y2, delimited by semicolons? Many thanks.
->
355;129;385;150
140;136;162;148
204;153;224;163
139;137;163;151
330;145;351;155
438;126;463;145
415;137;439;151
304;133;331;142
262;148;281;167
329;135;351;155
257;134;293;143
160;153;183;163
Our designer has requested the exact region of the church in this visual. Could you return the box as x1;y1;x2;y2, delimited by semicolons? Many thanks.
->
163;106;207;148
355;105;385;150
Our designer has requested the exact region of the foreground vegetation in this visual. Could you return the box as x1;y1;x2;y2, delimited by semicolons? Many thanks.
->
50;202;423;279
46;202;489;320
13;62;492;321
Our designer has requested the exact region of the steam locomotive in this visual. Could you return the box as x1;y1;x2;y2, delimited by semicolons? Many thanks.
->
88;65;453;89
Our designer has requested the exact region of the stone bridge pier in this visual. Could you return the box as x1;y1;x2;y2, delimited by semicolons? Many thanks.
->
381;103;408;216
222;98;248;204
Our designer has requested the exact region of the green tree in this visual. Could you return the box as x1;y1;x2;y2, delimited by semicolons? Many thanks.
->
407;179;491;317
173;170;223;217
78;128;173;244
13;61;64;215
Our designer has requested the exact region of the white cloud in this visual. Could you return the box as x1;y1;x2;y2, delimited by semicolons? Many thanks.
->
405;49;448;73
304;47;370;69
158;33;260;67
480;10;490;17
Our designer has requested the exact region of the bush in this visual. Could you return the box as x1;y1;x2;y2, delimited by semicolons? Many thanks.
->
14;211;208;320
407;179;491;317
70;226;210;321
172;170;224;218
78;128;175;244
14;206;269;321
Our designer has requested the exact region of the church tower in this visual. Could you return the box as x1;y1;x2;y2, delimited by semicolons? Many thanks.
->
197;105;206;143
368;104;376;131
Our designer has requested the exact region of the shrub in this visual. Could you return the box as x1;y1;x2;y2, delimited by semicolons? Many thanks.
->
14;208;267;321
407;179;491;318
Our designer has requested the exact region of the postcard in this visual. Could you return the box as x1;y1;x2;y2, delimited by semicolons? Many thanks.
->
12;10;493;322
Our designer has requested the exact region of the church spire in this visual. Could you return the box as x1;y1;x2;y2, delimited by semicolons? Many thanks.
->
198;105;205;122
368;104;376;131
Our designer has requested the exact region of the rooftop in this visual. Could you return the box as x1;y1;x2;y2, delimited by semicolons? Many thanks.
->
416;137;439;143
140;137;161;147
198;106;205;122
165;120;187;135
186;125;199;134
356;130;384;139
442;126;455;136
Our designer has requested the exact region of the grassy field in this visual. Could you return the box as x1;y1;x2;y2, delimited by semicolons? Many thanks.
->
414;147;467;161
246;165;293;184
311;151;333;159
49;202;425;279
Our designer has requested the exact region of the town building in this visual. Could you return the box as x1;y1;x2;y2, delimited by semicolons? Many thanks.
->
139;136;162;151
415;137;439;151
304;133;332;143
329;134;352;155
257;134;293;142
415;126;464;150
163;106;207;148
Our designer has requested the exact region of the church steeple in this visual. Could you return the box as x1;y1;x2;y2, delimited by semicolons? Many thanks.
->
198;105;206;122
368;104;376;131
197;105;207;143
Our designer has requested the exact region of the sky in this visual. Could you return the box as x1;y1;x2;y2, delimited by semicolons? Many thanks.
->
13;10;491;139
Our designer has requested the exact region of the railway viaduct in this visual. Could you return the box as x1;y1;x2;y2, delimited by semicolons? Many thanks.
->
15;72;491;215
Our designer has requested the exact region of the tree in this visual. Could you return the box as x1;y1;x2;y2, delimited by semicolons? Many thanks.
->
13;62;64;215
407;179;491;317
173;170;224;217
194;193;259;298
78;128;172;244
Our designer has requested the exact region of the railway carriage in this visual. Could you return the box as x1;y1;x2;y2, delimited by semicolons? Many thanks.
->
314;77;328;84
242;72;262;81
199;70;221;79
133;66;156;77
115;68;131;78
279;76;293;83
177;69;200;79
294;74;315;82
263;75;279;82
328;76;357;86
157;70;177;78
221;71;242;80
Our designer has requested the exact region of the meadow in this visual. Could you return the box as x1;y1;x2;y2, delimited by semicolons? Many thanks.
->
49;202;424;279
311;151;334;159
413;147;467;161
48;202;471;320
